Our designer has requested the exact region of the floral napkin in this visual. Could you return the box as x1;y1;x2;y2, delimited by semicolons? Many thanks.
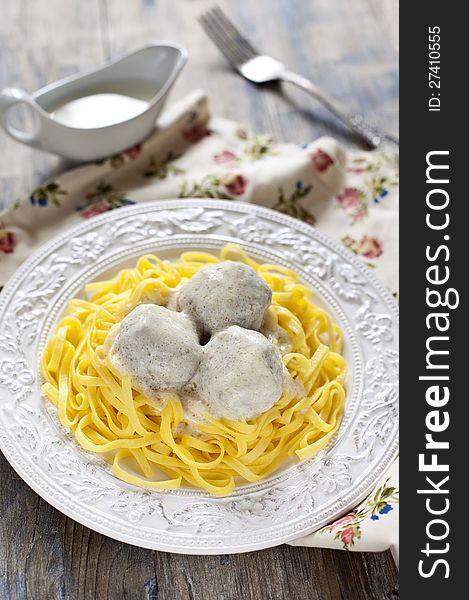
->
289;458;399;562
0;89;399;558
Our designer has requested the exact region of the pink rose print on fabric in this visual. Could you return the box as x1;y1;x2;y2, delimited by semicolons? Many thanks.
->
124;143;143;160
337;187;370;222
341;235;384;260
352;210;366;222
358;236;383;259
182;124;211;143
77;183;136;219
0;224;17;254
327;511;357;533
340;527;356;546
221;173;248;196
310;149;334;172
214;150;237;164
339;155;397;223
337;187;360;209
318;477;398;549
80;201;112;219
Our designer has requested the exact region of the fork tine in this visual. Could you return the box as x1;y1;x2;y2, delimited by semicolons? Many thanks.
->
200;10;254;64
209;6;259;58
199;14;248;67
199;6;258;66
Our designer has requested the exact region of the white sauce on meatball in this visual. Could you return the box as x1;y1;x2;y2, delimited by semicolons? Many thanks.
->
178;261;272;336
189;325;284;421
261;309;292;356
108;261;293;422
110;304;202;396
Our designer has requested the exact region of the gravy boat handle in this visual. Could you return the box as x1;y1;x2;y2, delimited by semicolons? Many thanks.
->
0;88;42;148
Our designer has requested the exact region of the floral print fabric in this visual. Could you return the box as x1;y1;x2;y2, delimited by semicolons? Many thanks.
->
0;90;399;554
289;459;399;560
0;90;399;295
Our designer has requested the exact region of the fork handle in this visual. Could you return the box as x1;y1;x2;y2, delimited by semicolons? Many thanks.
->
280;70;398;149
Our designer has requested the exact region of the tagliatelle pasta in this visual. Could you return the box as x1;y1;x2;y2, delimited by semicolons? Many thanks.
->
41;244;346;496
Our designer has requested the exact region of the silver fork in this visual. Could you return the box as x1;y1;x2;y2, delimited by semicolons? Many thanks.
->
199;6;398;149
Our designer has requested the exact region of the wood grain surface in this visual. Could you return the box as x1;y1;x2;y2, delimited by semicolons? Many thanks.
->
0;1;399;598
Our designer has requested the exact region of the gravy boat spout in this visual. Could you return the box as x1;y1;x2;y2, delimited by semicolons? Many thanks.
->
0;42;187;162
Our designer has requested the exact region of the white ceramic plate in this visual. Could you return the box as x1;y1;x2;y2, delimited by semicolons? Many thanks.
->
0;200;398;554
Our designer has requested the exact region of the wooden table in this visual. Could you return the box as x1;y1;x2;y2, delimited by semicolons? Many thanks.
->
0;1;399;598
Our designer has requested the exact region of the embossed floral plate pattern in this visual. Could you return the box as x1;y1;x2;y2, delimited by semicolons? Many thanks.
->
0;200;398;554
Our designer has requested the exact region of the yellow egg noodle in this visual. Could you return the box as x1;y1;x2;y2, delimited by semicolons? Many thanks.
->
41;244;346;496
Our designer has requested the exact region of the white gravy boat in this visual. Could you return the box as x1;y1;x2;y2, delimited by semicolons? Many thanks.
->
0;42;187;161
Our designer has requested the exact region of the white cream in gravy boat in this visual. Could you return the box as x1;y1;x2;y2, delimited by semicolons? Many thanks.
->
0;42;187;161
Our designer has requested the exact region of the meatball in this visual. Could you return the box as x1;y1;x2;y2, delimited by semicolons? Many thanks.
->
110;304;202;394
191;325;284;421
178;261;272;336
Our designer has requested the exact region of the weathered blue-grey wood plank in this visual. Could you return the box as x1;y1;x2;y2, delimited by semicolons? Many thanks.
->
0;0;107;213
101;0;398;144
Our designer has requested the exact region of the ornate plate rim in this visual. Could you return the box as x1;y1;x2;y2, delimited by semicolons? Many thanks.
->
0;199;399;554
